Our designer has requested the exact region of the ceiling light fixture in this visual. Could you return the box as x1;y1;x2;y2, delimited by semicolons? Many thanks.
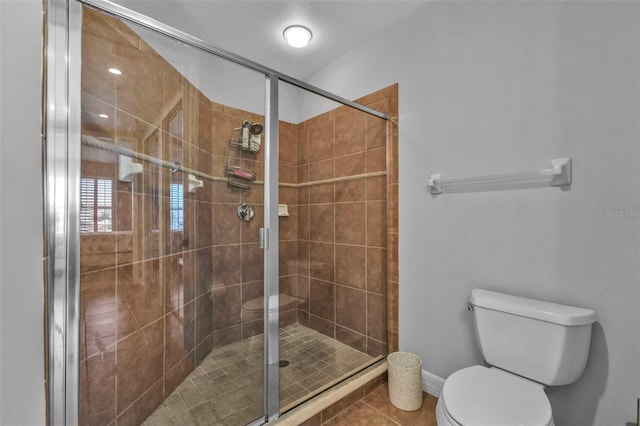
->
98;113;109;119
108;67;122;75
283;25;312;48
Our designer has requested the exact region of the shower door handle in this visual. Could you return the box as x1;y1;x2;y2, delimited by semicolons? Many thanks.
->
259;227;268;249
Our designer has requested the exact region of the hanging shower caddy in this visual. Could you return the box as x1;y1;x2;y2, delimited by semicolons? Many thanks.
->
225;120;263;193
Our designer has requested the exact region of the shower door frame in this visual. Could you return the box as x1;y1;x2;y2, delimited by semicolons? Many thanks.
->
45;0;390;424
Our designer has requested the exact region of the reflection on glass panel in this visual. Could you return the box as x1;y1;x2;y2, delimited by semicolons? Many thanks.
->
79;5;265;425
80;177;113;233
169;183;184;232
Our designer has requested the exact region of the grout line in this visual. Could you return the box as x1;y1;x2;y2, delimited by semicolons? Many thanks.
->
360;400;402;425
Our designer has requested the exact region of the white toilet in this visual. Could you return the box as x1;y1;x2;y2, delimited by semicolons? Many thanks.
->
436;289;596;426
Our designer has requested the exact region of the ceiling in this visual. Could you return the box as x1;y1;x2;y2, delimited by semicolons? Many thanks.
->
114;0;432;79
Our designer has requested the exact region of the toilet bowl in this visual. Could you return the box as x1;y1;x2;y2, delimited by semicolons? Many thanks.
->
436;366;554;426
435;289;595;426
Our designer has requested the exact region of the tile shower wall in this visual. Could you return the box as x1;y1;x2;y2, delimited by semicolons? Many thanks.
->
79;8;298;425
296;85;398;357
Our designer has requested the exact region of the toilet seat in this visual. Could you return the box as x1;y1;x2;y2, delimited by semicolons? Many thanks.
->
440;365;553;426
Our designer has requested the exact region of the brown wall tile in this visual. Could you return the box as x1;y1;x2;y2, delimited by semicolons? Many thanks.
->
388;331;399;354
388;280;399;334
80;268;116;361
367;176;386;201
211;285;242;337
164;354;196;396
388;234;399;283
309;314;334;338
280;241;299;277
336;325;367;353
335;286;366;334
116;380;164;426
79;351;116;425
366;201;386;247
297;125;309;165
366;248;387;295
367;338;388;358
366;147;386;173
195;247;213;295
212;245;241;286
117;260;164;337
116;319;164;413
309;159;334;181
335;202;366;245
335;110;366;157
308;121;334;162
309;279;335;321
297;275;310;312
212;203;241;245
309;183;335;204
195;292;213;343
212;325;241;348
80;234;117;273
309;242;334;282
280;205;298;241
335;245;366;289
310;204;335;243
197;96;212;153
195;335;213;364
336;180;366;203
242;319;264;339
242;243;264;283
164;255;185;313
194;201;213;248
367;293;387;342
366;114;387;150
165;302;196;370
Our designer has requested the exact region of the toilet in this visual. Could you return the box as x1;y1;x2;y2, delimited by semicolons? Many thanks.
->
241;293;300;322
436;289;596;426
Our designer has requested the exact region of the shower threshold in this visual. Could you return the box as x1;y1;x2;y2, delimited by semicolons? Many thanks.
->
143;323;374;426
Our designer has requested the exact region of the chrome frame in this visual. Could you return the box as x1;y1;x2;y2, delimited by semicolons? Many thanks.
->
263;75;280;421
45;0;82;424
46;0;390;424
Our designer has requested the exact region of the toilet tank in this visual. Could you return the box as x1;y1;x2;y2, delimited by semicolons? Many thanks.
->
470;289;596;386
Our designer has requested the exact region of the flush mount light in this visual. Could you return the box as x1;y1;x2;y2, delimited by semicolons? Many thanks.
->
108;67;122;75
98;113;109;119
283;25;312;48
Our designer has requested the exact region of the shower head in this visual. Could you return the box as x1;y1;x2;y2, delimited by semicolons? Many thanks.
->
243;120;264;136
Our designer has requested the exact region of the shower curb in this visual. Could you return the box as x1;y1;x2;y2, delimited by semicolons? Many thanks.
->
274;359;388;425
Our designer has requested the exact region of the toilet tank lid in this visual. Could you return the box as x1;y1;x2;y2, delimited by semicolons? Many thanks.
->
470;289;596;326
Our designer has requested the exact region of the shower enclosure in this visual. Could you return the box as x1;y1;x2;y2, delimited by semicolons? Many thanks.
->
45;1;396;425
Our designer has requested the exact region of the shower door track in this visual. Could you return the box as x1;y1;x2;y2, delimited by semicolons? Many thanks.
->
44;0;390;424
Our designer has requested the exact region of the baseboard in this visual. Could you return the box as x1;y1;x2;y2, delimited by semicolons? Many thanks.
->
422;370;445;397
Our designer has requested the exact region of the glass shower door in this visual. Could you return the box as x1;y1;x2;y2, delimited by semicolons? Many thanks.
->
78;6;268;424
276;82;388;413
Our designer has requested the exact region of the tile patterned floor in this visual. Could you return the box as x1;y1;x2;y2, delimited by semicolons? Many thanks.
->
143;324;373;426
320;384;437;426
